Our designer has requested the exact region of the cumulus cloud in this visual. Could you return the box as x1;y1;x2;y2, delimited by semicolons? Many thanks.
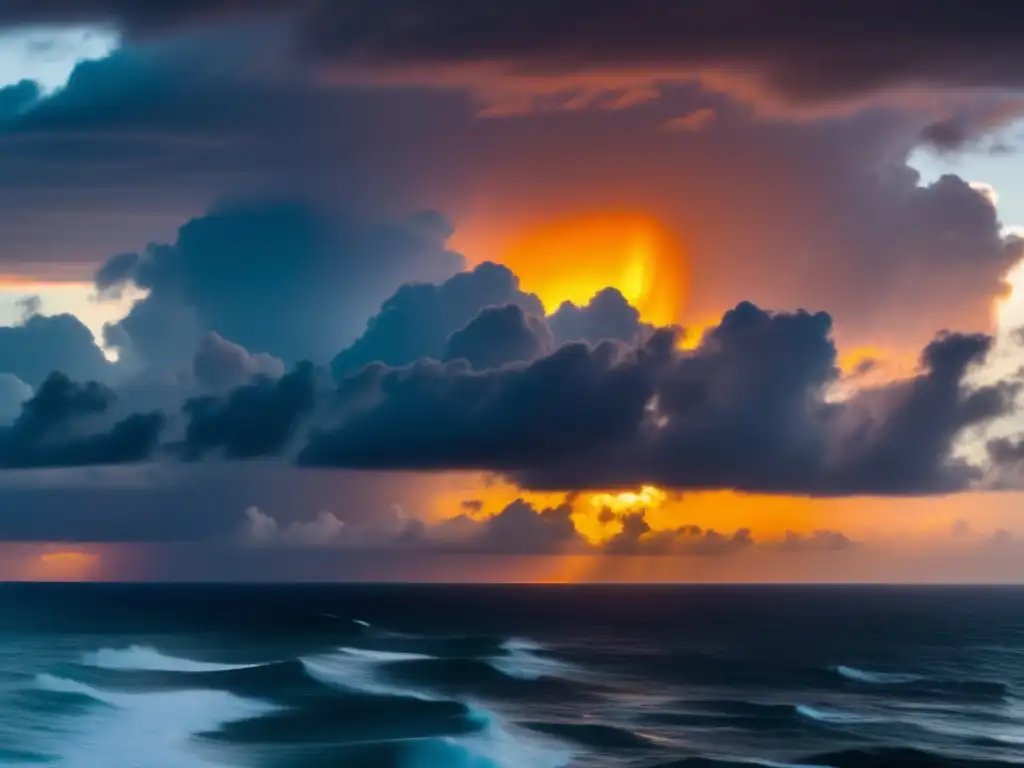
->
300;302;1017;495
243;506;347;547
332;262;543;377
548;288;654;346
604;512;754;556
0;313;110;388
96;202;464;370
2;293;1016;497
0;374;32;425
182;362;320;460
0;373;163;468
233;498;863;558
777;529;856;552
443;304;553;370
192;332;285;392
0;29;1017;360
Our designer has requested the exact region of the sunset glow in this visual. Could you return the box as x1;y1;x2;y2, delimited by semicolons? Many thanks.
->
31;550;100;580
499;212;687;327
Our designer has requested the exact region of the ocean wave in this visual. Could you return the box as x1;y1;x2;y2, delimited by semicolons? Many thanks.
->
375;656;594;703
336;645;429;662
201;686;476;746
426;706;577;768
641;699;802;731
800;746;1024;768
491;638;580;682
830;665;1010;701
30;673;277;768
794;704;876;726
522;720;661;750
833;665;922;684
301;647;445;701
83;644;261;673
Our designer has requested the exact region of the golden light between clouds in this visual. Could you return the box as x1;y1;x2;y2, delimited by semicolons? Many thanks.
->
499;212;688;328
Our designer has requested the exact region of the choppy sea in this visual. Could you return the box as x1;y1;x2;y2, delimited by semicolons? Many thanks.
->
1;584;1023;767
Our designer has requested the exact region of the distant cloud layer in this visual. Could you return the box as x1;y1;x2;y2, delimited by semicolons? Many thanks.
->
4;1;1024;116
240;497;849;558
1;266;1017;498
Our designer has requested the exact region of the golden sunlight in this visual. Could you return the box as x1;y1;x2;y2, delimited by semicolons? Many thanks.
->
31;550;100;580
499;212;687;327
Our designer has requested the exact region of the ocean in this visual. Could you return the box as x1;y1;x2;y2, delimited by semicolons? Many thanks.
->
0;584;1022;768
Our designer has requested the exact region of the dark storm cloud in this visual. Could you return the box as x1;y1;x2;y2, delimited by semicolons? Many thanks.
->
0;312;110;388
331;262;543;377
0;23;1017;357
0;80;41;122
181;362;319;460
0;374;32;425
604;513;754;556
95;202;464;369
298;302;1014;496
0;373;163;468
241;499;787;558
548;288;653;346
442;304;553;370
308;334;665;474
4;1;1024;113
1;292;1014;496
191;332;284;392
332;271;652;377
442;498;585;554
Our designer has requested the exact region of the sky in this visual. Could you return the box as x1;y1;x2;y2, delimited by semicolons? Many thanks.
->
2;2;1024;582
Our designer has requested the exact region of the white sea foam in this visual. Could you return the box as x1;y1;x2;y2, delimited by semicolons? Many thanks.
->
419;705;576;768
32;673;276;768
795;704;874;725
336;646;428;662
301;647;438;701
491;638;576;681
83;645;260;673
835;665;921;684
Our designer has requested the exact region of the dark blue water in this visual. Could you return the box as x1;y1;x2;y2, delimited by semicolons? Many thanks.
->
1;584;1023;767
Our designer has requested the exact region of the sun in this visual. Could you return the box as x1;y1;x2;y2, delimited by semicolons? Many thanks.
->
498;212;687;327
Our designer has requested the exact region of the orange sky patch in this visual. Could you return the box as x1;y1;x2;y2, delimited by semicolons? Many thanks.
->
26;549;101;581
493;211;688;328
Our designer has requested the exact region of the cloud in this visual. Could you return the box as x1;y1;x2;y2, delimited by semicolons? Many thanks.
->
0;30;1017;361
6;2;1024;116
243;506;348;547
0;312;110;388
548;288;654;347
0;80;41;121
918;99;1024;153
307;334;664;476
451;498;585;554
300;302;1016;496
0;373;163;468
2;293;1016;497
0;374;32;425
331;262;543;377
232;498;865;559
604;512;754;556
777;529;856;552
442;303;553;370
181;362;320;460
662;108;717;132
96;202;464;370
192;332;285;392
